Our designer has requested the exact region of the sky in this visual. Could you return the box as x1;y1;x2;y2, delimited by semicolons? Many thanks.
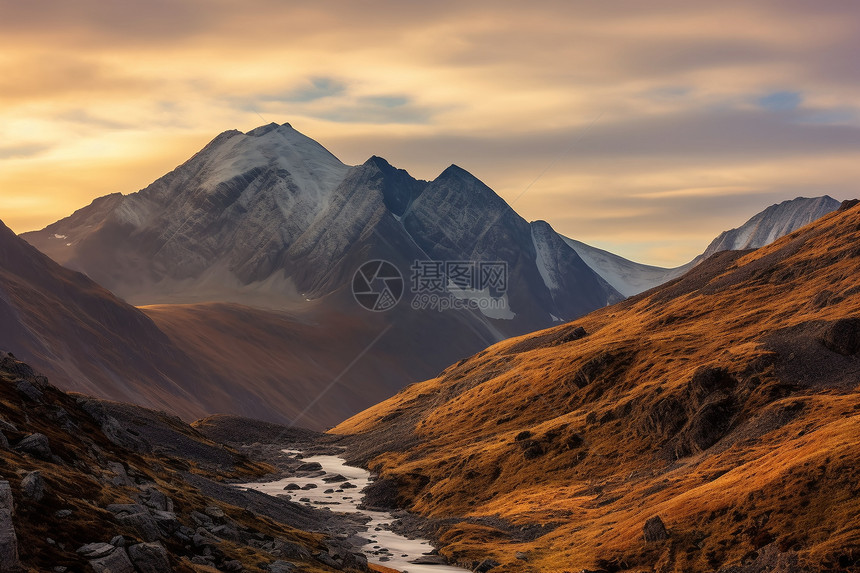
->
2;0;860;266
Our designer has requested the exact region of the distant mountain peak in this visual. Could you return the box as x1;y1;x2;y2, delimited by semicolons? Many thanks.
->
700;195;840;259
438;163;475;181
244;122;295;137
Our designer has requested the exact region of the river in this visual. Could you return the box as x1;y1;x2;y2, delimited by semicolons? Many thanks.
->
239;450;469;573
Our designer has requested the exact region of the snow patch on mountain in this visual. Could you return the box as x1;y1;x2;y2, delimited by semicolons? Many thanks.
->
701;196;840;258
561;237;692;297
532;226;561;292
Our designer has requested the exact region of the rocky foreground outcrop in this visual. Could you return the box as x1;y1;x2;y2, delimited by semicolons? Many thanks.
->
0;350;368;572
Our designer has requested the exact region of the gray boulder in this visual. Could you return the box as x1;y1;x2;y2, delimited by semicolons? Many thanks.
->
90;547;135;573
107;504;161;542
15;379;43;402
203;505;225;520
21;471;45;503
0;509;20;572
77;543;116;559
0;432;8;450
107;462;134;487
269;561;297;573
151;511;180;535
128;542;172;573
410;555;448;565
14;433;52;460
296;462;322;472
0;482;13;515
139;486;173;513
192;528;220;548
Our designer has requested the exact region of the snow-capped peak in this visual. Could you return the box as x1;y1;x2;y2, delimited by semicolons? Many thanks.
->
188;123;350;197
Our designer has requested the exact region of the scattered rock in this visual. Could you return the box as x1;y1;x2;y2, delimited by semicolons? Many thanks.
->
283;484;301;491
107;505;161;542
0;508;20;572
53;509;72;519
296;462;322;472
139;485;173;512
410;555;448;565
190;510;213;527
0;482;13;515
222;560;244;572
127;541;171;573
269;560;297;573
14;433;52;460
0;419;16;434
77;543;116;559
21;471;45;502
204;505;225;520
0;432;7;450
341;482;357;489
151;510;180;535
301;483;317;490
89;547;135;573
192;528;221;548
643;515;668;542
322;474;347;483
515;551;529;561
107;462;134;487
211;524;240;542
15;379;43;402
110;536;126;547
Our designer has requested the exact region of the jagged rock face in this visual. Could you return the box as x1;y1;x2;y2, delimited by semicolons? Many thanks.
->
23;123;620;328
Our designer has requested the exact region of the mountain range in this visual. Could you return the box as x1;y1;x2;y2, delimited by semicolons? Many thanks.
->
5;122;841;429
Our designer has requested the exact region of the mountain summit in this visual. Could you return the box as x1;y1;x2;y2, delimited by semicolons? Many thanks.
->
24;123;621;332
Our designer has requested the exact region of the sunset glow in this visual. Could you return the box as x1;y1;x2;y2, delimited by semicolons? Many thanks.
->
3;0;860;265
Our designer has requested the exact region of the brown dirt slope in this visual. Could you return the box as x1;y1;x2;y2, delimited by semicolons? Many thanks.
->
331;201;860;572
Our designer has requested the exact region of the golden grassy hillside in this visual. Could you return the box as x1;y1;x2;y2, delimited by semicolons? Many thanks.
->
332;202;860;572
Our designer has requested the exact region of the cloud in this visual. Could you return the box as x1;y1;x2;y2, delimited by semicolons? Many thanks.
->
264;77;347;103
2;0;860;265
0;143;53;160
759;91;802;111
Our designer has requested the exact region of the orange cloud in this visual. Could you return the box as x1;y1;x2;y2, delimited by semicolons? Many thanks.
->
2;0;860;267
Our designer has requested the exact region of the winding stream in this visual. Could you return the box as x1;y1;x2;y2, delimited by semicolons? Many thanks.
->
240;450;468;573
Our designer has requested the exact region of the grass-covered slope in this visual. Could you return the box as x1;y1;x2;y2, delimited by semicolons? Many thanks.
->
332;201;860;572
